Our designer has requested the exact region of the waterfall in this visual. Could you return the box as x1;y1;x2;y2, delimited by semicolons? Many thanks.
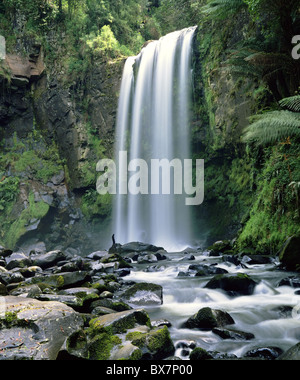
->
113;27;197;251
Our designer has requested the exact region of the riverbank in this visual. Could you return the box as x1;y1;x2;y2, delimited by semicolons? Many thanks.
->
1;241;300;360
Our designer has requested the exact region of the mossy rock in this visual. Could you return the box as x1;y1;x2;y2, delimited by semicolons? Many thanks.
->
182;307;235;330
189;347;213;360
207;240;232;255
130;325;175;360
89;309;151;335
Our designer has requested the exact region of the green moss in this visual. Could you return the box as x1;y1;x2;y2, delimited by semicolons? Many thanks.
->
126;331;145;341
81;190;113;219
88;332;122;360
4;311;18;324
130;326;175;359
4;192;50;249
237;143;300;253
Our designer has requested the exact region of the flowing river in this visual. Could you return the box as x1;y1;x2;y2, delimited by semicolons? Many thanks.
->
123;251;300;359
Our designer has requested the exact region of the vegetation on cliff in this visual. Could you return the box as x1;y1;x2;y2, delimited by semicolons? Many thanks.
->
0;0;299;255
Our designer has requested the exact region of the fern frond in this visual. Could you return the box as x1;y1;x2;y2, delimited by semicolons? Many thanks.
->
279;96;300;112
201;0;246;19
222;48;264;77
245;52;295;74
242;110;300;146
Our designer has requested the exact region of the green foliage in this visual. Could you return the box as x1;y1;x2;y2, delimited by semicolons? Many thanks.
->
81;190;112;219
201;0;246;20
3;192;50;249
280;96;300;112
2;0;58;33
237;143;300;252
243;110;300;146
0;134;64;185
0;176;19;212
153;0;198;35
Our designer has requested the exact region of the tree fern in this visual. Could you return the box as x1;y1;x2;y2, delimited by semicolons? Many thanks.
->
201;0;246;19
279;95;300;112
223;48;264;78
242;110;300;146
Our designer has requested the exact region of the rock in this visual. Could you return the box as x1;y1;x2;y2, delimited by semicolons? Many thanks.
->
31;250;67;269
100;291;113;299
0;296;84;360
91;306;117;316
130;325;175;360
58;287;99;297
114;268;131;277
19;266;43;278
137;252;158;264
9;284;42;298
205;273;257;296
30;271;91;290
241;255;273;265
189;347;213;360
222;255;241;266
279;236;300;271
11;76;29;87
212;327;255;340
120;282;163;306
189;264;228;276
277;342;300;360
89;309;151;334
5;253;32;270
8;272;24;284
90;298;132;313
244;346;283;360
144;265;166;273
86;251;109;260
110;341;142;360
0;247;13;258
59;309;153;360
182;307;235;330
207;240;232;255
0;283;8;296
151;319;172;328
277;276;300;288
36;294;84;309
117;242;165;254
6;53;44;83
50;170;65;185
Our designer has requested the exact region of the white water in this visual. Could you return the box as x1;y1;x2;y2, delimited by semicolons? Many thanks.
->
113;27;197;251
124;253;300;359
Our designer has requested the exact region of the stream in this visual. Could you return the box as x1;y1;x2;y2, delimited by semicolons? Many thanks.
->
123;251;300;360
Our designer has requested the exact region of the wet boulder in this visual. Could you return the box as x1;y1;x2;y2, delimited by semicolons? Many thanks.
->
279;236;300;271
6;253;32;270
117;242;165;254
0;296;84;360
120;282;163;306
212;327;255;340
277;342;300;360
31;250;67;269
205;273;257;296
244;346;283;360
182;307;235;330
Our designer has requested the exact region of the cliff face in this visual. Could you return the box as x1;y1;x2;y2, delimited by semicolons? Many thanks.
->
0;32;123;254
1;3;298;255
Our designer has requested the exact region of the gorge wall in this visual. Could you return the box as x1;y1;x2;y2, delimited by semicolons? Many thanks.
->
0;1;299;258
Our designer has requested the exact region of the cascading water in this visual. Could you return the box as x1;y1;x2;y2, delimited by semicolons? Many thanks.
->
113;27;197;250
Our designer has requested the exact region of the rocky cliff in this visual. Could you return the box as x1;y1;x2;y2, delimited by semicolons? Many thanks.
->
0;30;123;254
